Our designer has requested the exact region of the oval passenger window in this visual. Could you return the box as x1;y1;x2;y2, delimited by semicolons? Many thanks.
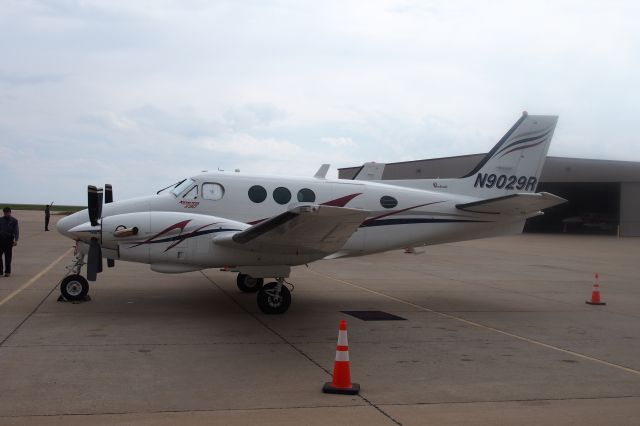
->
248;185;267;203
380;195;398;209
297;188;316;202
273;187;292;205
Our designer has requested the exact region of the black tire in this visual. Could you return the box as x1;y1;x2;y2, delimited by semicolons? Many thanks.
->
236;273;264;293
257;282;291;314
60;274;89;301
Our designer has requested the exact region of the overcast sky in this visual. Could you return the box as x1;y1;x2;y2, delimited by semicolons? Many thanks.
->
1;0;639;204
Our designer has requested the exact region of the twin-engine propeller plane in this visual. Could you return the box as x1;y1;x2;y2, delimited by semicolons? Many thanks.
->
57;112;566;314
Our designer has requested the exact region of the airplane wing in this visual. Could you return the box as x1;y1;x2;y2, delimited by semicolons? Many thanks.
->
456;192;567;215
215;205;369;256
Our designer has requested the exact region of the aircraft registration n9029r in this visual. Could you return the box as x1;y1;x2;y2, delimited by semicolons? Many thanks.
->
57;112;566;314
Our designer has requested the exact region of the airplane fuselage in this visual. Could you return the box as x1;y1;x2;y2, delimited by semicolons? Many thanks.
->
59;171;526;272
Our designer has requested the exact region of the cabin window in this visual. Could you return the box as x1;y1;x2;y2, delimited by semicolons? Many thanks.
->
248;185;267;203
380;195;398;209
297;188;316;202
183;185;198;199
273;187;292;205
202;183;225;200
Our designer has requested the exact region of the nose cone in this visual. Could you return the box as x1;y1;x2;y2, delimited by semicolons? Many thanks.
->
57;209;90;239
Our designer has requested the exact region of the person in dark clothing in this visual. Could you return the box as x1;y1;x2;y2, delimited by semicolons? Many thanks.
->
45;202;53;231
0;207;19;277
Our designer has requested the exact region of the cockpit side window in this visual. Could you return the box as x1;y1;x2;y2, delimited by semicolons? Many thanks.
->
183;185;198;199
170;178;195;197
202;183;225;200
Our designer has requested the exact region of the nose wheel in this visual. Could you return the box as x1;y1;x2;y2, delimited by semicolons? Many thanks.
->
59;252;92;302
60;274;90;301
257;279;291;314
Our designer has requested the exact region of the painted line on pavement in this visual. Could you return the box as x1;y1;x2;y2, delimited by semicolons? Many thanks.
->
0;248;73;307
307;268;640;377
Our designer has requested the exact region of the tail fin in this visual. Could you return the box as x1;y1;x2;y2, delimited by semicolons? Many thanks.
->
360;112;558;198
454;112;558;197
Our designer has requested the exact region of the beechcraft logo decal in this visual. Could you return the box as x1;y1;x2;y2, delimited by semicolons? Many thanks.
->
129;220;240;252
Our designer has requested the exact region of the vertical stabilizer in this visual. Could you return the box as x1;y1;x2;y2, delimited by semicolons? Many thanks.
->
356;112;559;199
448;112;558;197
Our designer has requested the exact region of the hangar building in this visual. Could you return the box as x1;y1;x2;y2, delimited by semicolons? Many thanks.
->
339;156;640;237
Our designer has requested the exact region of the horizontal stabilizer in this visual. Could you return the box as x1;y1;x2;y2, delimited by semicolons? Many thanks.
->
216;205;369;256
314;164;330;179
456;192;566;216
353;162;385;180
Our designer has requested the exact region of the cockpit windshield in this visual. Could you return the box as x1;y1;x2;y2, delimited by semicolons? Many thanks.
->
170;178;195;197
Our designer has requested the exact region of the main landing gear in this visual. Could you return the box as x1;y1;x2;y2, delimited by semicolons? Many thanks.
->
59;253;91;302
236;273;264;293
237;273;292;314
257;278;292;315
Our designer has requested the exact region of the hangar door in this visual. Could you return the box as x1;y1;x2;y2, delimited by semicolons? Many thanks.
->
524;182;620;235
620;183;640;237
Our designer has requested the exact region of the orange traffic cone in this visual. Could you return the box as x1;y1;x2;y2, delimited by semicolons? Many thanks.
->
586;273;606;305
323;320;360;395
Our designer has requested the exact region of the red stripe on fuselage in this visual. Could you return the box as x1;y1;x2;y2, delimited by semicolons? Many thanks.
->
246;193;363;224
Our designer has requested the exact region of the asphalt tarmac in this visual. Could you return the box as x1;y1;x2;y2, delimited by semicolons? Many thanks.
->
1;211;639;425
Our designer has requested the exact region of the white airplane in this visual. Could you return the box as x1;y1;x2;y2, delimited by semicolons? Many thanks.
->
57;112;566;314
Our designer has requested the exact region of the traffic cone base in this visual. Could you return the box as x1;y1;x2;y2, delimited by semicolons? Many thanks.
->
586;274;606;305
323;381;360;395
323;320;360;395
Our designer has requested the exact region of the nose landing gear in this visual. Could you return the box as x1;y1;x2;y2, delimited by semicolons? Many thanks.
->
59;252;91;302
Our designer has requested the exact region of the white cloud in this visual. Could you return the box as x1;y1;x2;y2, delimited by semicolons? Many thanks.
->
202;132;303;159
1;0;640;203
321;137;357;149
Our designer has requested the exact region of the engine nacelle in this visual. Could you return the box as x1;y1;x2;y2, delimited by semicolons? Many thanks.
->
101;212;247;264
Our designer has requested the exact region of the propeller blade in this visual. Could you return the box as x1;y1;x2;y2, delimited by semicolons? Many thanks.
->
87;238;100;281
97;244;103;274
105;184;113;204
88;185;103;227
107;258;115;268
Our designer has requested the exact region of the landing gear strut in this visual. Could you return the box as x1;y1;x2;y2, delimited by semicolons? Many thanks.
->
59;252;91;301
236;273;264;293
257;278;292;314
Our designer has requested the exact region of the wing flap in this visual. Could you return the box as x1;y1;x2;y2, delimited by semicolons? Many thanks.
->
216;205;369;255
456;192;566;215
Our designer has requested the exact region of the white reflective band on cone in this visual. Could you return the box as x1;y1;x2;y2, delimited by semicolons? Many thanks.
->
335;350;350;362
337;330;348;346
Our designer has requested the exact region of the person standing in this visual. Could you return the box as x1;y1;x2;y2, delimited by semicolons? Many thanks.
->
45;202;54;231
0;207;19;277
